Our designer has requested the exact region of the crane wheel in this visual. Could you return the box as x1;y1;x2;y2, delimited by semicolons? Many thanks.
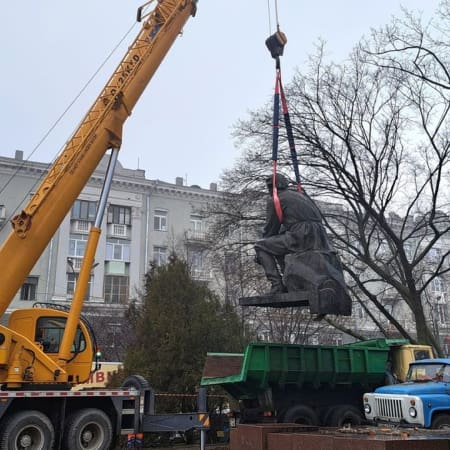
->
0;410;54;449
122;374;151;391
63;408;112;450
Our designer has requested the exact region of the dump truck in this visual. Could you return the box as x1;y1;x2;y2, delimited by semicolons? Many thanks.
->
201;338;433;427
0;2;211;449
364;357;450;428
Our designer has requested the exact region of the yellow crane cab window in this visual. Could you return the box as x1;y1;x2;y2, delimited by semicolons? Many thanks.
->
35;317;86;354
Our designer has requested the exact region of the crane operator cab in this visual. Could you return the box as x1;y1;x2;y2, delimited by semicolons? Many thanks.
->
0;305;97;389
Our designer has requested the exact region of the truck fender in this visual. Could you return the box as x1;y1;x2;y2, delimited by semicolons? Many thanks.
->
281;405;319;425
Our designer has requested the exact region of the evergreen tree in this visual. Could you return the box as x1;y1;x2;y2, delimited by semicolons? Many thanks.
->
124;256;249;404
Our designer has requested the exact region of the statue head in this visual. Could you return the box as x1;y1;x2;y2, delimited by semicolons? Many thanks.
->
265;173;289;192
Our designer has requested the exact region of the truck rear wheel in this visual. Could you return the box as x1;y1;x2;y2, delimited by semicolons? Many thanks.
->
325;405;363;427
63;408;112;450
282;405;319;425
0;410;54;450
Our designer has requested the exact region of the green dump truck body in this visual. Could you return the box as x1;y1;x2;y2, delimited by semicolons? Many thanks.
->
201;339;413;425
202;339;407;396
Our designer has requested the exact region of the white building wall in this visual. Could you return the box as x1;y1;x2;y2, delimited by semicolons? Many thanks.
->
0;153;221;312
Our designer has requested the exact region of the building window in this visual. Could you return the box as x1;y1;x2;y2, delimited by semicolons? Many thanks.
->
190;214;203;231
188;249;204;276
428;247;442;262
67;273;93;299
404;242;414;262
71;200;97;221
153;246;167;267
189;214;205;239
67;273;77;295
107;205;131;225
438;303;448;324
432;276;444;293
106;239;130;262
259;331;270;342
20;276;38;301
224;252;239;275
376;240;390;258
69;234;89;258
356;304;366;319
104;275;129;304
154;209;167;231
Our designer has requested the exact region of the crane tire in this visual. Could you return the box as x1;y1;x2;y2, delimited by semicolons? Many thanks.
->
282;405;319;425
0;410;54;450
63;408;112;450
122;374;151;391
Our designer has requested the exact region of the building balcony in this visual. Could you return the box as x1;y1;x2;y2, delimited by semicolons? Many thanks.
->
67;257;83;272
107;223;130;239
186;230;209;243
190;268;212;281
71;220;91;234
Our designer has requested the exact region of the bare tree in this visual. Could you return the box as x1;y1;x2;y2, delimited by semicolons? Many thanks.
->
211;4;450;354
87;304;135;362
363;2;450;90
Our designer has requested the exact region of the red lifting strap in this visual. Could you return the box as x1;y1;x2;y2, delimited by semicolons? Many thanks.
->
270;63;303;223
271;69;283;223
272;162;283;223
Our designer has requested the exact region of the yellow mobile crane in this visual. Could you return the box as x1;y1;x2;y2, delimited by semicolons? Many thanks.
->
0;2;208;449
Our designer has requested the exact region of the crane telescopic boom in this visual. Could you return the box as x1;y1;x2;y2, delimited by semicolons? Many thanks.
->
0;0;197;316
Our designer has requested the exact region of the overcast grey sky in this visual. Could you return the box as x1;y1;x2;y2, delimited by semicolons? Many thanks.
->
1;1;441;189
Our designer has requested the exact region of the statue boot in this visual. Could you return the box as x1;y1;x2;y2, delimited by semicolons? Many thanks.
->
256;249;286;295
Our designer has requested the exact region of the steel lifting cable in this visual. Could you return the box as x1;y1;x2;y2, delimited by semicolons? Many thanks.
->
265;2;303;222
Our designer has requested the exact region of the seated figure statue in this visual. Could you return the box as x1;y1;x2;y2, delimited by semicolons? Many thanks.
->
254;174;351;316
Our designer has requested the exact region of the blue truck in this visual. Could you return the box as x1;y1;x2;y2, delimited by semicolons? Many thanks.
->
364;358;450;428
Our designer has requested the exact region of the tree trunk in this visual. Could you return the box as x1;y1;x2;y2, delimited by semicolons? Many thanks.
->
412;305;443;356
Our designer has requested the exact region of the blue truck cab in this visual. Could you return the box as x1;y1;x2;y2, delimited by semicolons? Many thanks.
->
364;359;450;428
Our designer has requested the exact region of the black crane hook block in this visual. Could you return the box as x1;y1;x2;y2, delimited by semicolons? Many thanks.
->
266;30;287;59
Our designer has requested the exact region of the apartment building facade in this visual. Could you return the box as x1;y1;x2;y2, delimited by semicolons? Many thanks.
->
2;151;450;354
0;151;220;315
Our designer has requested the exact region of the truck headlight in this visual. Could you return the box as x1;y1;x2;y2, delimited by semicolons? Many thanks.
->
409;407;417;418
364;403;371;414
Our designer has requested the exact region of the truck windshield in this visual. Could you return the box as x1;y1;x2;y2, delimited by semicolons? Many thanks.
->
407;363;450;382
